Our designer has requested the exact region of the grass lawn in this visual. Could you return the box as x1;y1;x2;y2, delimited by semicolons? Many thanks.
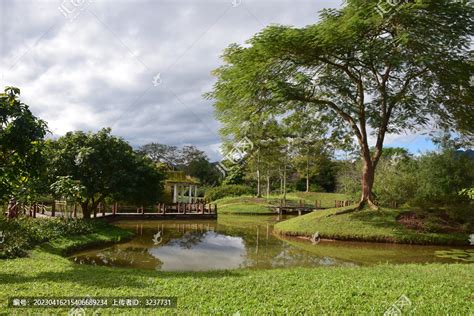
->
275;207;470;245
285;191;350;208
0;248;472;314
215;192;350;215
0;220;472;314
216;196;274;214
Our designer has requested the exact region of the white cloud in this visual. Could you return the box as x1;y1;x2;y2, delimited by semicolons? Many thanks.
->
1;0;342;160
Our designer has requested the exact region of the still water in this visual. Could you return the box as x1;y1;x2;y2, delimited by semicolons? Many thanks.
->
70;215;472;271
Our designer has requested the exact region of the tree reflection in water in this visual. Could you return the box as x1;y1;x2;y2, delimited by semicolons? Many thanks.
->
70;217;467;271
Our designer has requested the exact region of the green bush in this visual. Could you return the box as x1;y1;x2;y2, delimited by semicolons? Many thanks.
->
337;148;474;208
412;150;474;206
0;217;100;259
204;185;253;201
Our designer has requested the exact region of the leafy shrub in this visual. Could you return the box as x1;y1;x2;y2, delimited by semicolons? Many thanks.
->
337;148;474;208
0;217;98;259
411;150;474;206
204;185;253;201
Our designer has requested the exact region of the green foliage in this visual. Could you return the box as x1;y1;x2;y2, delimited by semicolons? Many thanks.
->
204;184;253;201
372;152;418;207
139;143;221;185
185;157;220;186
138;143;179;166
413;150;474;206
0;87;48;203
337;148;474;208
221;163;246;185
295;157;338;193
47;129;165;217
50;176;86;202
0;217;102;258
207;0;474;203
336;161;362;200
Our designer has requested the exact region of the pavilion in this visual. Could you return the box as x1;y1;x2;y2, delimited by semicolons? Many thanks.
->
165;171;200;203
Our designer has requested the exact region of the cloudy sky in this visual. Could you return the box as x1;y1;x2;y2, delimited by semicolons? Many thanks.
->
0;0;436;161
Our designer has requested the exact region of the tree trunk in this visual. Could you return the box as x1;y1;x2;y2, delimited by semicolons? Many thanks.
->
306;155;310;193
359;156;378;210
256;153;261;198
81;203;92;219
283;165;287;201
7;198;18;219
266;174;270;198
256;168;261;198
279;167;283;195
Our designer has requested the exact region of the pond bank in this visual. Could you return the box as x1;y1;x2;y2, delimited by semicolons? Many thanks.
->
68;216;469;271
274;207;471;246
0;215;472;314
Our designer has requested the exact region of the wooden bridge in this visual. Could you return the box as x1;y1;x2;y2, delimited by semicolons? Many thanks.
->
6;201;217;220
99;202;218;220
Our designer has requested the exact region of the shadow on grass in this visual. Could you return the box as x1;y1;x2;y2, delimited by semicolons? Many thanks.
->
0;257;245;289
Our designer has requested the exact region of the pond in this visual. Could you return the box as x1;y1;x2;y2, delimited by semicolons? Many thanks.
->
70;215;472;271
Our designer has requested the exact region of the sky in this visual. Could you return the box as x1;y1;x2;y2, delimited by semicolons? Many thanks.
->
0;0;437;161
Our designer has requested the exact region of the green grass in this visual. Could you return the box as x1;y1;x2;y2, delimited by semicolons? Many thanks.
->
0;249;472;314
0;219;472;314
215;192;351;215
275;207;470;245
39;223;133;256
215;196;274;214
285;191;350;208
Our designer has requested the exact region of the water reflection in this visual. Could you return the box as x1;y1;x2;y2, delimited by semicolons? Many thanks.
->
151;231;245;271
69;215;471;271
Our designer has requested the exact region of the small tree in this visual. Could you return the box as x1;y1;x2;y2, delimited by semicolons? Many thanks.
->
48;129;165;218
0;87;47;217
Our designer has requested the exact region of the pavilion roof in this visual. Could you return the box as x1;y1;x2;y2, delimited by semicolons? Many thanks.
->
165;171;200;185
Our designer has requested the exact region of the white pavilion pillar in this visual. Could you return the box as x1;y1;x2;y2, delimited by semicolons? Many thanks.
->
194;185;198;203
173;184;178;203
188;185;193;203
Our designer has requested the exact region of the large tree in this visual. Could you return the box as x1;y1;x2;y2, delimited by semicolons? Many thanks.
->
48;129;165;218
207;0;473;209
138;143;180;167
0;87;47;216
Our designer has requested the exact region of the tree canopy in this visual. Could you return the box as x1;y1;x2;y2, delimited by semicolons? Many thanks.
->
0;87;47;208
207;0;473;209
48;129;165;218
139;143;220;185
